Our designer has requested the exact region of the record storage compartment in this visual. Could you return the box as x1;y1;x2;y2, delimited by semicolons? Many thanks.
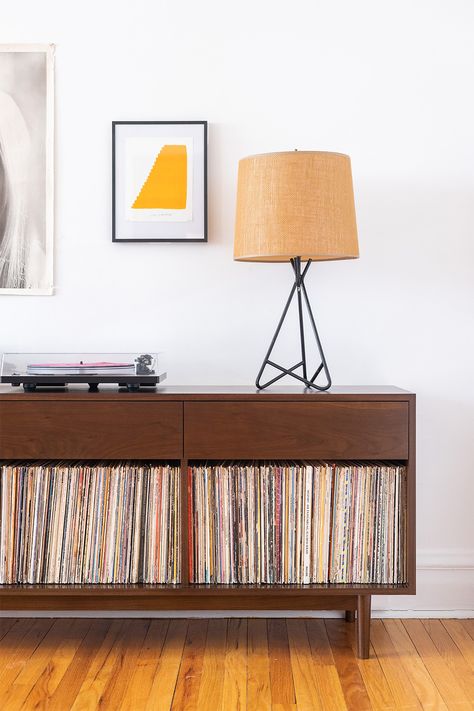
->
188;461;408;586
0;386;415;659
0;461;182;586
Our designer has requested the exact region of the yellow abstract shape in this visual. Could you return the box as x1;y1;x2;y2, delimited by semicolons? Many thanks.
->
132;144;187;209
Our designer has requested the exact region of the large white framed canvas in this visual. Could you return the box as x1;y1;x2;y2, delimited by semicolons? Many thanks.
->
0;44;54;295
113;121;207;242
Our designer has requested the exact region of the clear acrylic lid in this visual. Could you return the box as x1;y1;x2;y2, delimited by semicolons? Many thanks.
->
1;352;164;378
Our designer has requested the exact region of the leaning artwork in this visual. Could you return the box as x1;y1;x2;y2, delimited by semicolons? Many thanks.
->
0;44;54;294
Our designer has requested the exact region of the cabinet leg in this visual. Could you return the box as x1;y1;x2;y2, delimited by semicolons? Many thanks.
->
356;594;371;659
345;610;355;623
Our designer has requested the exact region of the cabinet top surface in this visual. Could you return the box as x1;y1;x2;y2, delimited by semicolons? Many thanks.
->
0;384;414;401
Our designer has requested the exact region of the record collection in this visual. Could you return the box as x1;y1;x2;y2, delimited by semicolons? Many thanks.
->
0;462;180;584
188;462;407;585
0;460;407;587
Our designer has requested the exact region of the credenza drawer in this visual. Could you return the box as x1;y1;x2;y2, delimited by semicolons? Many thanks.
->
0;402;182;459
185;401;408;459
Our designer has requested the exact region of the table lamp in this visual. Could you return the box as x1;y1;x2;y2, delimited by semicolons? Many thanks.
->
234;150;359;390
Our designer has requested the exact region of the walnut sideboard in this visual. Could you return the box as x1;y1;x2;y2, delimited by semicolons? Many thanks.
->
0;385;415;659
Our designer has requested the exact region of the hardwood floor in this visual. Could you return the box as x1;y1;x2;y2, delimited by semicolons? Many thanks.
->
0;617;472;710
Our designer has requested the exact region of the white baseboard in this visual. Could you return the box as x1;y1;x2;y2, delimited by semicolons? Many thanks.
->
416;549;474;571
0;610;472;619
374;549;474;612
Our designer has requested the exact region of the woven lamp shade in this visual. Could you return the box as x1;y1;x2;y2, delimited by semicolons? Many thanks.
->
234;151;359;262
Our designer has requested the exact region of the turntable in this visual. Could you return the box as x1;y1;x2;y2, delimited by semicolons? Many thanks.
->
0;353;166;391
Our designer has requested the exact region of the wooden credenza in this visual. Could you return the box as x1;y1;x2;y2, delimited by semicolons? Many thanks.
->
0;385;415;658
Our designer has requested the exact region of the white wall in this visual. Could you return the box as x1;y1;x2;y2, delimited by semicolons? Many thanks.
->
1;0;473;612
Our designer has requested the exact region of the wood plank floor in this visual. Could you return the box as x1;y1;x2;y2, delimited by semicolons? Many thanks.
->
0;618;472;710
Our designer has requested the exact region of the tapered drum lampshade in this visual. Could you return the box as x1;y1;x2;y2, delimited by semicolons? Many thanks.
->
234;151;359;262
233;151;359;390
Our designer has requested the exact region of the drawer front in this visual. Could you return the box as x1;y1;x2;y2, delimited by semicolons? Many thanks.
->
0;402;182;459
185;401;408;459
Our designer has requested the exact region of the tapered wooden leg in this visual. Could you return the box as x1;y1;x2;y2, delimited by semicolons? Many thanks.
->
356;594;371;658
345;610;355;623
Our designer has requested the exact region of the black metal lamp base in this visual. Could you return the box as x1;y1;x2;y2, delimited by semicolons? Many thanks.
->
256;257;332;391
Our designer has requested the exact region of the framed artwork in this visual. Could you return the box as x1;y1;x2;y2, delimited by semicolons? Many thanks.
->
0;44;54;294
112;121;207;242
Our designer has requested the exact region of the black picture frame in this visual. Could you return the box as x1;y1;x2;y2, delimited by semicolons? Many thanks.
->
112;120;207;243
